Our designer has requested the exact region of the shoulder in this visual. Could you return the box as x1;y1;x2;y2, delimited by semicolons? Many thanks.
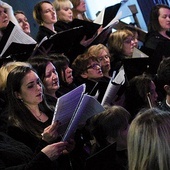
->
36;26;55;42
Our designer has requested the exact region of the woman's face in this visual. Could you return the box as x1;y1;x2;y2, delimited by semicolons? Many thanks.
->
98;49;111;75
43;62;59;95
123;36;135;57
82;61;103;80
16;70;43;107
158;7;170;31
62;65;73;84
57;6;73;22
15;13;30;34
41;2;57;24
76;0;86;13
0;6;9;29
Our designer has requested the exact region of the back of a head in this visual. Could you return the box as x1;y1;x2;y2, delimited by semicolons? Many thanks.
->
157;57;170;87
125;75;152;118
90;105;130;148
128;108;170;170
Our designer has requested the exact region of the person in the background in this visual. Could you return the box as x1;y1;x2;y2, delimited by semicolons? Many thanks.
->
140;4;170;74
124;74;158;120
33;1;57;42
14;10;31;35
28;56;60;108
108;29;136;72
128;108;170;170
49;53;77;97
86;105;130;170
87;44;111;78
53;0;73;32
157;57;170;112
0;0;21;39
70;0;92;21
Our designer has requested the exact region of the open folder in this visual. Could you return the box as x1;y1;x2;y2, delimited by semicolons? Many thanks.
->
52;84;105;141
32;26;84;57
0;21;36;59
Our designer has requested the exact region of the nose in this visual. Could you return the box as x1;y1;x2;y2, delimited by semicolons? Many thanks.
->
52;72;58;80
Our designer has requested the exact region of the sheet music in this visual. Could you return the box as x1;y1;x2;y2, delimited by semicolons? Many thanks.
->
62;94;105;141
101;66;125;106
0;25;36;57
52;84;86;134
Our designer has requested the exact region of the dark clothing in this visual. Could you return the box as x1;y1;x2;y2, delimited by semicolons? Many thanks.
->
159;99;170;112
73;76;109;103
55;21;86;64
140;31;170;74
55;21;72;32
0;132;55;170
85;143;128;170
36;26;55;43
56;83;77;98
44;93;57;108
7;119;51;153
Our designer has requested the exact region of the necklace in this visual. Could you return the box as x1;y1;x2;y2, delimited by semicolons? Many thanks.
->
35;111;43;121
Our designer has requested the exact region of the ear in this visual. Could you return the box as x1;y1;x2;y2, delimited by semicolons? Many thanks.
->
14;91;22;100
164;85;170;94
106;136;115;144
81;72;88;79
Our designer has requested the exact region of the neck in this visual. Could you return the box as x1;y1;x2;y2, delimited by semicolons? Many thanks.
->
42;23;56;33
45;91;57;99
159;30;170;39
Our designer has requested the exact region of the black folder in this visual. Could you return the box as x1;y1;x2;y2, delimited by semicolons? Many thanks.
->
71;19;101;39
123;57;149;80
32;26;84;57
85;143;117;170
102;3;121;28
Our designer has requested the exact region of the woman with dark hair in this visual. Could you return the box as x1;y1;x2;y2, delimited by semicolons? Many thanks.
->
124;74;158;119
86;105;130;170
6;66;59;151
141;4;170;74
28;56;60;107
49;53;76;97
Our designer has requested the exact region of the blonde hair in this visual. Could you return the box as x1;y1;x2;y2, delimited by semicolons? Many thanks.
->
87;44;110;58
128;108;170;170
0;61;31;91
53;0;73;11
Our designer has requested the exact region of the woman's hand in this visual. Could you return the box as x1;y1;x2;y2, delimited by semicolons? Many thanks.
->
42;121;60;143
41;141;68;161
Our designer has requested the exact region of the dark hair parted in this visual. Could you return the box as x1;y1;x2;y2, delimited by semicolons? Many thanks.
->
148;4;170;32
49;53;70;85
6;66;53;139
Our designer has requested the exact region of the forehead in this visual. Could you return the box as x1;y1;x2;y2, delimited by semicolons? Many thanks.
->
41;2;53;11
60;1;73;9
22;70;39;85
15;13;26;19
0;6;5;12
159;7;170;15
46;62;55;71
